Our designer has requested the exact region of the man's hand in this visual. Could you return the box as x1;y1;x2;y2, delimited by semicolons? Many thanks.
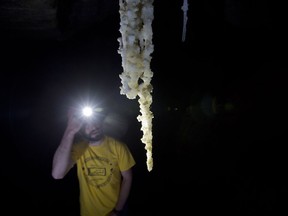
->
66;107;83;134
108;210;121;216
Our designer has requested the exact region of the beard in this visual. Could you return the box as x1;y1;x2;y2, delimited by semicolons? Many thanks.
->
83;129;104;142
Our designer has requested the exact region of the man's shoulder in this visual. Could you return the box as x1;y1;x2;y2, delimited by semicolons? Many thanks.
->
105;135;124;144
73;139;89;150
105;136;130;150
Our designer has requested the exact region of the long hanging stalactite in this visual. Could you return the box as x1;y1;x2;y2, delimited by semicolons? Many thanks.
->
118;0;154;171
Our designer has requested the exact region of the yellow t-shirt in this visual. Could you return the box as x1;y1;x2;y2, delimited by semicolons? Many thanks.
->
71;136;136;216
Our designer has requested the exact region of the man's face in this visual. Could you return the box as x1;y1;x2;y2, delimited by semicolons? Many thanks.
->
83;119;104;142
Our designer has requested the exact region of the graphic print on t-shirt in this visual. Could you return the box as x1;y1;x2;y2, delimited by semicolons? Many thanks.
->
83;154;114;188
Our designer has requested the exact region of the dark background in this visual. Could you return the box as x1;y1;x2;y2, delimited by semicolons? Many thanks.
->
1;0;287;215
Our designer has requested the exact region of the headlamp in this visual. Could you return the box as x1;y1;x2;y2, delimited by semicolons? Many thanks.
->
80;106;106;121
82;106;93;117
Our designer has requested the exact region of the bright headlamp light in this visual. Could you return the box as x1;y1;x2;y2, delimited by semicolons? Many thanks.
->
82;106;93;117
80;106;106;121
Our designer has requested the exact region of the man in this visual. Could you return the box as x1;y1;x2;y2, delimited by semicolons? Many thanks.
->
52;106;135;216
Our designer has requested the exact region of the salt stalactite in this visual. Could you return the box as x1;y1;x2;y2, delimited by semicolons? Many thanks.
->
118;0;154;171
181;0;189;42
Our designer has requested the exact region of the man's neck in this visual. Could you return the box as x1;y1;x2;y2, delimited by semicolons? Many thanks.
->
89;136;105;146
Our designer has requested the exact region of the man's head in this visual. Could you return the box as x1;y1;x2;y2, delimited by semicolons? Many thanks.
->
81;118;105;142
79;106;107;142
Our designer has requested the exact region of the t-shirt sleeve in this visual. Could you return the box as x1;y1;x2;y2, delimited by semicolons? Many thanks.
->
71;141;89;162
117;142;136;172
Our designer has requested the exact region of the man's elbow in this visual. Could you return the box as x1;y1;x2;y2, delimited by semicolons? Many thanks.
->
51;160;74;179
51;170;65;180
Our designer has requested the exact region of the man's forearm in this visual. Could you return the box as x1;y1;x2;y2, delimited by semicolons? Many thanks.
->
51;130;76;179
114;173;133;211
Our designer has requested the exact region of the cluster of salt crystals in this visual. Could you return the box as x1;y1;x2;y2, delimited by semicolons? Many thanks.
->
118;0;154;171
